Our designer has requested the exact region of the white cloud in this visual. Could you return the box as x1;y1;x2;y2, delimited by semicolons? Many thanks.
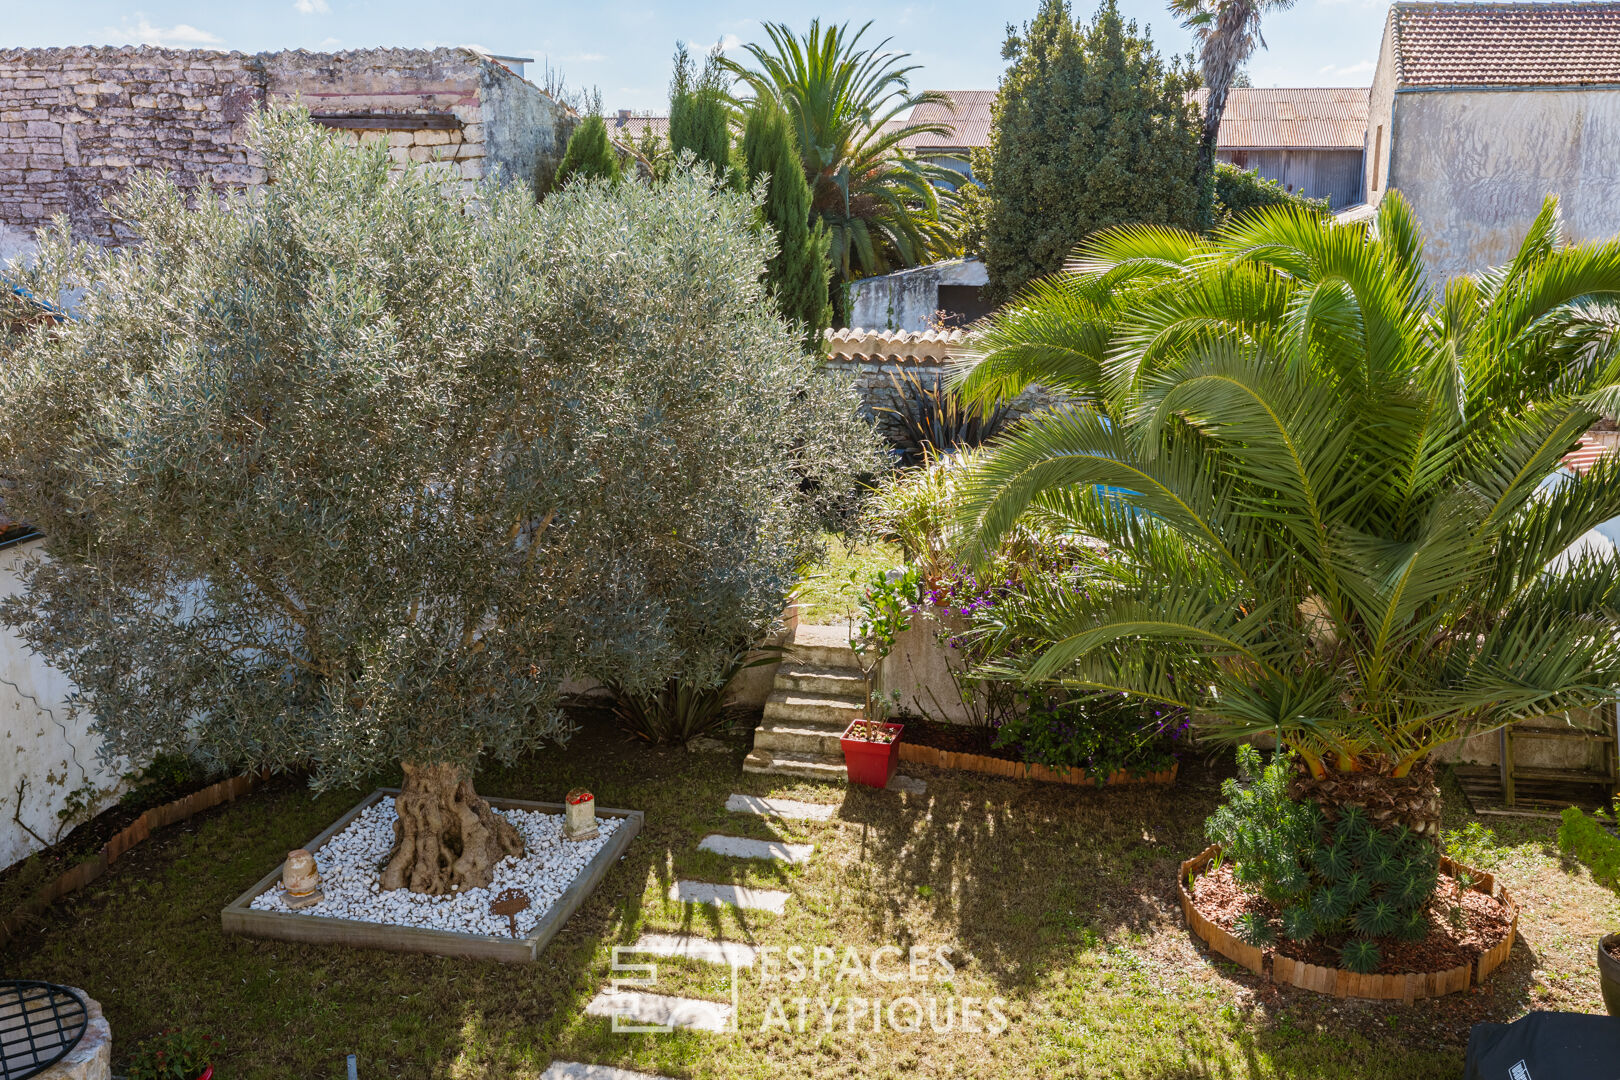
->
1318;59;1376;77
718;33;742;52
567;52;607;63
294;0;331;14
102;15;222;47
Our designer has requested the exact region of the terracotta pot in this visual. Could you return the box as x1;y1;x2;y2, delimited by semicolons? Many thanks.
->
841;721;903;788
1598;933;1620;1016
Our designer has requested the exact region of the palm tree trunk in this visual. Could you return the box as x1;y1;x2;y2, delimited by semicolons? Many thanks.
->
1288;757;1444;841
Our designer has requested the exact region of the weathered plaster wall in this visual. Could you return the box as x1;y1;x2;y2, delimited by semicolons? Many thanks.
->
0;539;124;870
848;259;989;333
1388;88;1620;282
0;46;568;264
1362;25;1398;207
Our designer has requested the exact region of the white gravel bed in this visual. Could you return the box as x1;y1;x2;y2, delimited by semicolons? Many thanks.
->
249;800;621;938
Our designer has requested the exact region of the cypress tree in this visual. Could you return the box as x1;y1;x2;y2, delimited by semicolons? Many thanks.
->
742;99;831;343
669;43;734;184
553;113;621;189
979;0;1203;301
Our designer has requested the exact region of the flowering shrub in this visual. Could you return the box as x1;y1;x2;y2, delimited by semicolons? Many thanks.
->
888;535;1183;774
992;695;1183;779
127;1029;217;1080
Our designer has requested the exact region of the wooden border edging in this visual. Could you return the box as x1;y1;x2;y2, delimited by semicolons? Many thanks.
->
897;743;1178;788
220;789;644;964
0;772;261;948
1177;844;1519;1002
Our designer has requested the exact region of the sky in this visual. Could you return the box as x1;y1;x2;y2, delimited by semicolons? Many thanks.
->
11;1;1394;112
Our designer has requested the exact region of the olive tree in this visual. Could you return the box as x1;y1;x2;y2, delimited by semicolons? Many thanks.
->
0;110;877;894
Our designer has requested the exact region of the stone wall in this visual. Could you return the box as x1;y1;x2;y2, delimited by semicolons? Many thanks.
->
823;326;1058;446
0;45;570;261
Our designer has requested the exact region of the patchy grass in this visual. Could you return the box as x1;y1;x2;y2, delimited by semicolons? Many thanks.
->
794;532;903;625
5;717;1613;1079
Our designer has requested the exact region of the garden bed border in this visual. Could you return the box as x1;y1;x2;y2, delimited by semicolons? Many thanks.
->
898;742;1178;787
220;788;643;963
1177;843;1517;1002
0;772;261;949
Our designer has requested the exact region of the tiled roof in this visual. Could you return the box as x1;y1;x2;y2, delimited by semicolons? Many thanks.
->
891;87;1368;154
1391;2;1620;87
607;112;668;143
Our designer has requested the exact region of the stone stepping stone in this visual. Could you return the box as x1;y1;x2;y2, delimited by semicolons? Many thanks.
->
541;1064;674;1080
584;990;734;1032
698;833;814;864
669;879;789;914
887;774;927;794
725;793;837;821
626;931;759;967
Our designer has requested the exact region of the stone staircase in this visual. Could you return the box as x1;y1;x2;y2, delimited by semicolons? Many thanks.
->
743;623;864;780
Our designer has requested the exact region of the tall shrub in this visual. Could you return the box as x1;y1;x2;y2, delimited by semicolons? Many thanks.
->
553;112;622;189
0;109;879;894
979;0;1203;301
742;98;830;343
669;43;734;184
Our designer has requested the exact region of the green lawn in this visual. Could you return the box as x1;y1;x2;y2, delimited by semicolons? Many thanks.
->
5;713;1612;1079
793;532;903;625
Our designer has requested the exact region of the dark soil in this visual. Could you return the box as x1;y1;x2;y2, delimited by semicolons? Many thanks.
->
0;768;271;915
1605;937;1620;964
896;714;1014;760
1190;860;1515;975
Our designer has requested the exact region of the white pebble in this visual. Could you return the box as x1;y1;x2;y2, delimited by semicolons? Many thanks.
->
248;801;621;937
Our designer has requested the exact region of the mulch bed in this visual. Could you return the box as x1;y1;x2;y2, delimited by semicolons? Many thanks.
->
897;714;1016;761
1190;861;1514;976
0;770;265;913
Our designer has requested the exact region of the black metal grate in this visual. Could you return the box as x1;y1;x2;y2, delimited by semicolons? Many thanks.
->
0;982;88;1080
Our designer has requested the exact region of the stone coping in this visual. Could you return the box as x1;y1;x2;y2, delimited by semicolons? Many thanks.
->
221;788;642;963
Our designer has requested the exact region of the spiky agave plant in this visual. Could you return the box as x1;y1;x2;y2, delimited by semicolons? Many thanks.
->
953;193;1620;846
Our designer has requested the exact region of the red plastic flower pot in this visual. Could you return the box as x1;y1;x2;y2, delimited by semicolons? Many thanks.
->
195;1068;215;1080
841;721;903;788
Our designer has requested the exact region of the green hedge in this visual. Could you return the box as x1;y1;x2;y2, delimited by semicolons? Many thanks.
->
1558;805;1620;891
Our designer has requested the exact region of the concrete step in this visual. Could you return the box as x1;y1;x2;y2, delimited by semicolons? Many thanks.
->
761;688;863;726
584;990;734;1032
753;722;845;757
787;623;858;668
724;792;839;820
775;664;864;696
742;748;848;782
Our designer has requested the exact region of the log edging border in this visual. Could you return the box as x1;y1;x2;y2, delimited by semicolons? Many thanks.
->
1178;843;1518;1002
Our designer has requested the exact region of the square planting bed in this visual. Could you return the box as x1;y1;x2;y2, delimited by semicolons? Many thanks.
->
222;789;642;963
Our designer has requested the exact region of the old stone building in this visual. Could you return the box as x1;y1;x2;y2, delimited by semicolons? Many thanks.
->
0;45;572;264
1364;2;1620;281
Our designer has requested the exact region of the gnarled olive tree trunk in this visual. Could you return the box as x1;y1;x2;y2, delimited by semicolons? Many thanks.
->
381;762;523;894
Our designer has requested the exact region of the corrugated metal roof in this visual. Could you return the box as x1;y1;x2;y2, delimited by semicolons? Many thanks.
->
892;87;1368;154
1194;88;1368;149
896;90;996;151
1392;2;1620;88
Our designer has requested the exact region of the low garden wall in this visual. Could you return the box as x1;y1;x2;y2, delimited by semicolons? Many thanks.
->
822;327;1061;446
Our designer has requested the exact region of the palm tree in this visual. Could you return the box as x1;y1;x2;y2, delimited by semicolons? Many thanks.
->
953;194;1620;839
722;20;960;297
1173;0;1296;178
